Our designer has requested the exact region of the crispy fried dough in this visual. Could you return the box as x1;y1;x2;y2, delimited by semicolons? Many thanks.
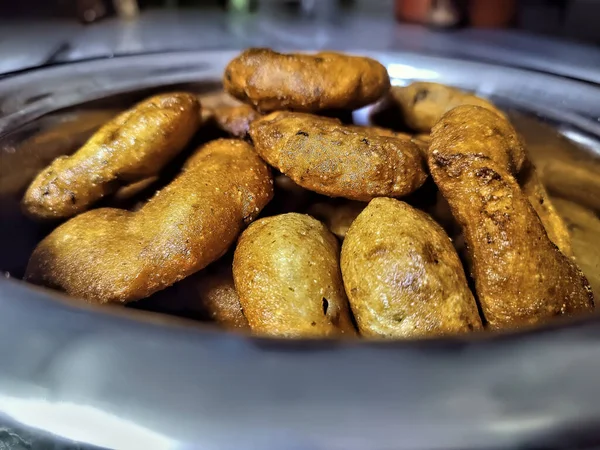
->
212;104;261;138
249;111;427;201
341;198;482;338
25;139;273;303
518;161;573;257
185;259;248;329
224;48;390;112
22;93;200;220
391;82;505;132
429;106;593;329
308;200;366;240
233;213;355;338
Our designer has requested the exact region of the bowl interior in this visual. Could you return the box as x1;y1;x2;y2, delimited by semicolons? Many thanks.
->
1;52;600;332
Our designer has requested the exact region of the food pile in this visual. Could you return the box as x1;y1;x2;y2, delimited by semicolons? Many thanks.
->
21;49;595;338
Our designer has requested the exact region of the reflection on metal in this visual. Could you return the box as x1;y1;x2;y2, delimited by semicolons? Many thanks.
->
387;63;439;83
1;396;173;450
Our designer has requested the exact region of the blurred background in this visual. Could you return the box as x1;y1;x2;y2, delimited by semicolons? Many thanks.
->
1;0;600;77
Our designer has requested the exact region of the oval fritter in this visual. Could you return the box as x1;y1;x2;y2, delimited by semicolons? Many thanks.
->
224;48;390;112
391;82;505;133
249;111;427;201
233;213;355;338
341;197;482;338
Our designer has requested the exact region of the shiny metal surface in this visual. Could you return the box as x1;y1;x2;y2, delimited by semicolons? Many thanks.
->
1;50;600;450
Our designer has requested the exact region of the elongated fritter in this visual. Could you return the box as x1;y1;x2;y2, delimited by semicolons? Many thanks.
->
224;48;390;112
249;112;427;201
518;161;573;257
429;106;593;329
233;213;355;338
22;93;200;220
341;198;482;338
25;139;273;303
391;82;504;132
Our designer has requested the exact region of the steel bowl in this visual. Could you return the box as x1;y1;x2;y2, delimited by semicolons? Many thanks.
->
1;50;600;450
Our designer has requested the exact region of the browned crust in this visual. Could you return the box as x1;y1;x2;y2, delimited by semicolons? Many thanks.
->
341;198;483;338
224;48;390;112
22;93;200;220
233;213;355;338
249;111;427;201
391;82;505;133
25;139;273;304
429;105;593;329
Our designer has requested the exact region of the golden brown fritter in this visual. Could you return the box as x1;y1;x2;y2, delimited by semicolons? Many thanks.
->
553;198;600;296
233;213;355;338
249;111;427;201
341;198;482;338
518;161;573;257
224;48;390;113
427;102;526;174
22;93;200;220
429;105;593;329
212;104;261;138
308;200;366;240
391;82;505;132
25;139;273;304
187;260;248;330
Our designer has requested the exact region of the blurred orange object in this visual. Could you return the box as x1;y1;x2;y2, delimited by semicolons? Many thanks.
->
395;0;432;24
396;0;461;28
469;0;516;28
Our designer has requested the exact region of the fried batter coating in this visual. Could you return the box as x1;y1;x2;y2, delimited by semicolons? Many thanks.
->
193;262;248;329
429;106;593;329
308;200;366;240
429;103;526;174
519;161;573;257
212;104;261;138
132;256;249;330
224;48;390;113
22;93;200;220
391;82;505;132
25;139;273;304
249;112;427;201
233;213;355;338
553;198;600;296
341;198;482;338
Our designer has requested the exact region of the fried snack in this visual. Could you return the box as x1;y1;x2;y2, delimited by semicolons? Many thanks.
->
308;200;366;240
25;139;273;304
192;262;248;329
391;82;504;132
22;93;200;220
110;176;160;204
132;256;249;330
212;104;261;138
233;213;355;338
412;133;431;153
224;48;390;113
429;106;593;329
518;161;573;257
341;198;482;338
553;198;600;296
543;160;600;213
249;112;427;201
